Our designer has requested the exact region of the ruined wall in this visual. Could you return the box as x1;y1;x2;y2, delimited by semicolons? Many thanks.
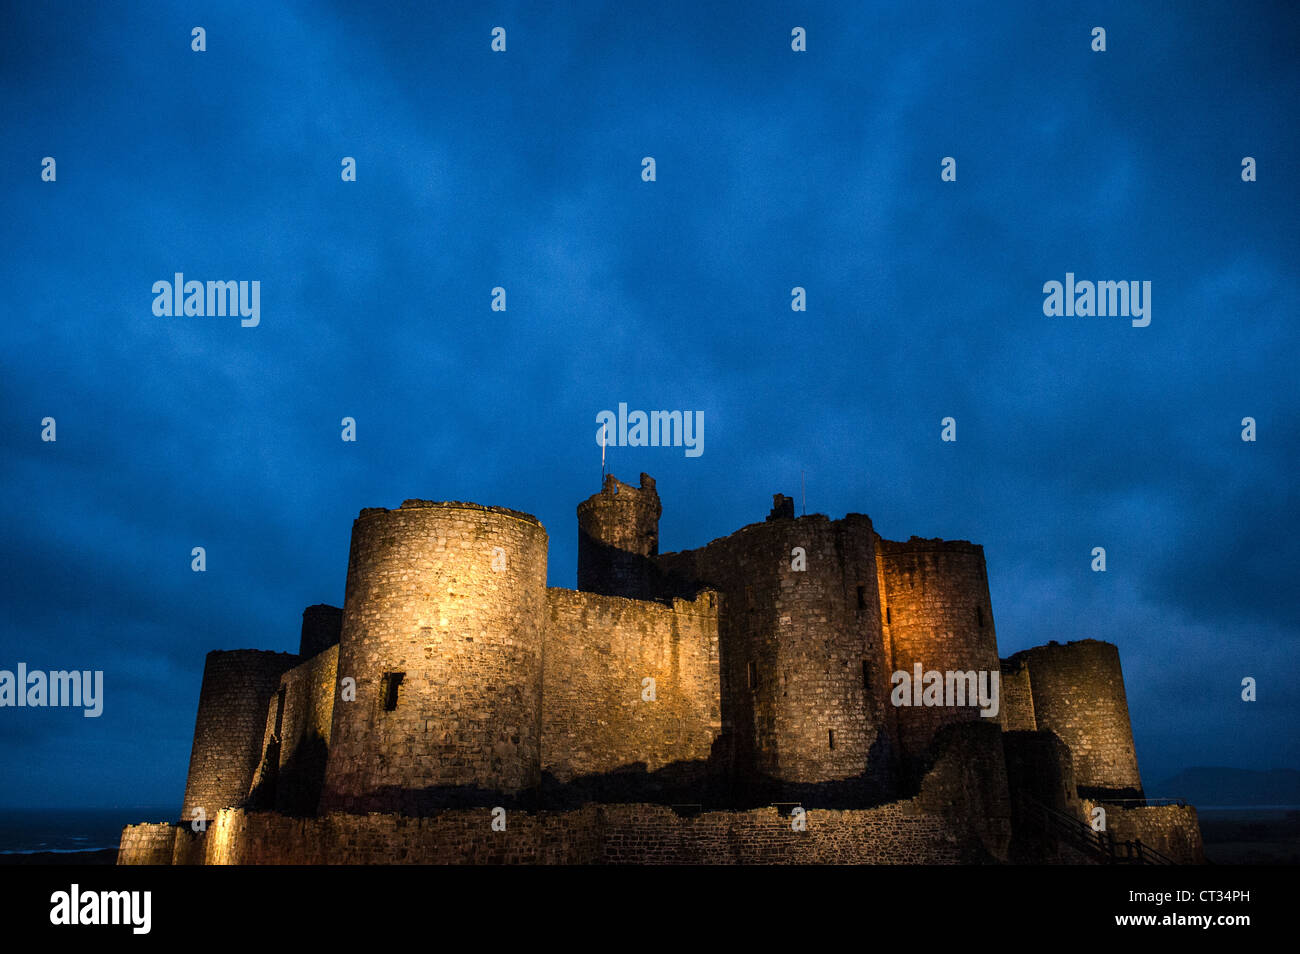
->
999;659;1037;731
576;473;663;600
201;807;602;865
877;538;1001;777
1002;730;1079;816
541;588;721;794
596;802;966;864
1008;640;1143;797
657;509;897;801
299;604;342;658
180;649;298;824
118;801;974;865
1083;800;1205;865
116;823;177;865
915;721;1012;862
249;644;339;815
168;827;204;865
1001;729;1088;862
319;500;549;814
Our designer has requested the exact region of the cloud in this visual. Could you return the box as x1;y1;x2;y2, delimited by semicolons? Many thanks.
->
1;0;1296;806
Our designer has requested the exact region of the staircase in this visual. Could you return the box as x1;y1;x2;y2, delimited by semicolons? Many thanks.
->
1020;794;1178;865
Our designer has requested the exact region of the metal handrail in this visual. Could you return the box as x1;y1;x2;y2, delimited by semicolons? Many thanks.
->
1020;793;1180;865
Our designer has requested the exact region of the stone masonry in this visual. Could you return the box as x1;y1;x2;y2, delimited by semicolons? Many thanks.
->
124;474;1201;864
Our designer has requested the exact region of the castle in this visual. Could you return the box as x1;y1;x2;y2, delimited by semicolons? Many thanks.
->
118;474;1204;864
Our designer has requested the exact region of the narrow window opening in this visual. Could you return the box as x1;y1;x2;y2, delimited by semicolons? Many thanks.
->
862;660;870;690
976;605;985;628
885;606;891;625
272;686;287;738
747;660;758;690
828;729;836;750
856;585;866;610
380;671;404;711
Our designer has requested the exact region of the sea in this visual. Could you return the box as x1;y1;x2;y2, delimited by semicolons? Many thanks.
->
0;808;175;855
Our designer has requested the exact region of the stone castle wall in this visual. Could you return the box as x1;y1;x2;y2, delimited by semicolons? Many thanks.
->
117;822;177;865
180;649;298;823
249;643;339;815
319;500;549;814
541;587;721;787
999;659;1037;731
1002;730;1079;816
914;721;1013;860
1083;799;1205;865
120;800;976;865
596;802;966;864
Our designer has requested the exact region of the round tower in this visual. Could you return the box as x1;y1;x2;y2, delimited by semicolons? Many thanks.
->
180;649;298;823
1011;639;1142;797
877;538;1001;781
754;512;895;796
576;472;662;599
319;499;548;814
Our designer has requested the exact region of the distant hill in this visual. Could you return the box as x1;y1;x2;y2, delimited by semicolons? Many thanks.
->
1154;768;1300;806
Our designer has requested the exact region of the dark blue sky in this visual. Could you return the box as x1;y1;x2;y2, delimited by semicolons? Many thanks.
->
2;1;1296;808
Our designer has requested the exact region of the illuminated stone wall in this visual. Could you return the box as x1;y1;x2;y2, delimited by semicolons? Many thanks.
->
656;508;898;800
249;643;339;815
116;822;177;865
118;801;977;865
999;658;1037;732
318;500;549;814
541;587;721;790
179;649;298;824
877;538;1002;778
1082;800;1204;865
1006;639;1143;797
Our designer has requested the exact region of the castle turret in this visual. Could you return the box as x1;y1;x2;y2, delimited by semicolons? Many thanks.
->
299;604;342;658
1004;639;1143;798
576;473;662;600
180;649;298;823
656;502;898;802
877;538;1002;781
318;499;548;814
